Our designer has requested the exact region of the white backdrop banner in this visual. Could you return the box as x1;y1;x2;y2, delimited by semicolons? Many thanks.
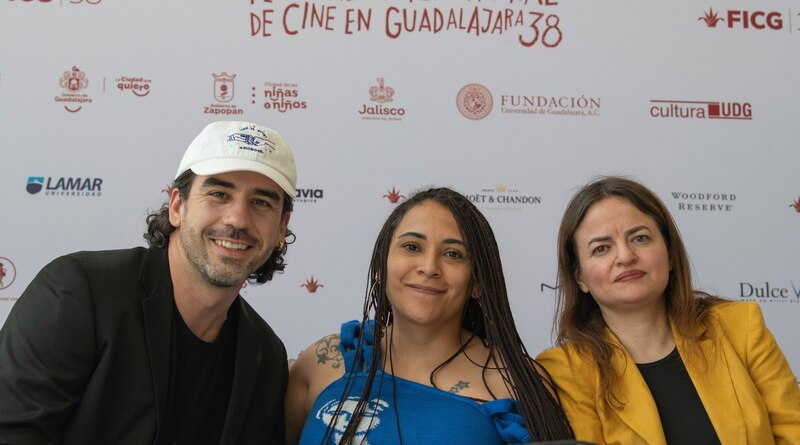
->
1;0;799;377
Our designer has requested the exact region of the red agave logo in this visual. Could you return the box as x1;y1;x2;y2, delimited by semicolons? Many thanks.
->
301;276;324;293
0;257;17;291
55;66;92;113
791;197;800;213
383;187;406;204
456;83;493;120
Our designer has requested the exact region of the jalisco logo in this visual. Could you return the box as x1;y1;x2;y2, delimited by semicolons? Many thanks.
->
360;78;405;121
671;191;736;212
383;187;406;204
26;176;103;197
295;188;324;204
301;276;324;293
115;76;151;97
456;83;493;120
257;81;307;112
699;8;784;31
500;94;600;118
466;184;542;212
204;72;243;116
739;281;800;303
0;257;17;291
55;66;92;113
650;100;752;120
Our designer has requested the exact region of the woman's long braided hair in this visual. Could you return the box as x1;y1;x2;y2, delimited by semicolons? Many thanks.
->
323;187;574;443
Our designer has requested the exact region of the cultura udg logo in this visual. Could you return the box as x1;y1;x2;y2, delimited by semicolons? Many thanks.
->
301;276;324;293
456;83;493;120
650;99;752;120
383;187;406;204
0;257;17;290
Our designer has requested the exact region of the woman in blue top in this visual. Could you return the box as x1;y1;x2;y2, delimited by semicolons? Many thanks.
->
286;187;574;444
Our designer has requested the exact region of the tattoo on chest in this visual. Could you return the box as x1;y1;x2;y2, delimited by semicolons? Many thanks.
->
448;380;470;394
315;335;343;369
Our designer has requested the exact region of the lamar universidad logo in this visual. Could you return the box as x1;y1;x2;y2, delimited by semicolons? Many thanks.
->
26;176;103;197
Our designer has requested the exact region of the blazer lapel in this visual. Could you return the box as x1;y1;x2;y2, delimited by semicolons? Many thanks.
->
673;321;747;445
606;331;667;445
139;248;175;435
220;297;262;445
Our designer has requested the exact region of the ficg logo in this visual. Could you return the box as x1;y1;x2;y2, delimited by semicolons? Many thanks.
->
699;8;783;30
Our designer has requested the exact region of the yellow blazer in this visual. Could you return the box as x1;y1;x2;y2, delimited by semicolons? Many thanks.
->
537;301;800;445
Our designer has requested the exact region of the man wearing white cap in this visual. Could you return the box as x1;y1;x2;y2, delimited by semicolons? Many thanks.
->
0;121;296;444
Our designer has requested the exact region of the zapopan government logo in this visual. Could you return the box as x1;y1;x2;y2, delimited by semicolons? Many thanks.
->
650;99;752;120
457;83;493;120
213;72;236;103
699;8;783;30
0;257;17;290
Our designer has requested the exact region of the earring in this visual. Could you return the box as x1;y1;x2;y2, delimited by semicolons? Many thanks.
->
276;241;285;250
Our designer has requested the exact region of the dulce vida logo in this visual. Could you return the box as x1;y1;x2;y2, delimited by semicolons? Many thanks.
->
0;257;17;290
55;66;92;113
457;83;493;120
301;276;324;293
383;187;406;204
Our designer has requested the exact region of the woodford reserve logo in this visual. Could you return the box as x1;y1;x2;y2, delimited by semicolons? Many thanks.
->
456;83;493;120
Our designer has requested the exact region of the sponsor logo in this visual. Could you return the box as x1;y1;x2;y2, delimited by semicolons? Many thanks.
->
55;66;92;112
26;176;103;197
360;78;405;121
650;100;752;120
739;281;800;303
204;72;243;116
295;188;324;204
383;187;406;204
500;94;601;117
115;76;151;97
466;184;542;212
301;276;324;293
790;197;800;213
257;81;308;112
457;83;493;120
700;8;784;31
670;191;736;212
0;257;17;291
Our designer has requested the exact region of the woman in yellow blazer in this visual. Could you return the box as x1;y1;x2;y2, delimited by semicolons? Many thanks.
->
536;176;800;445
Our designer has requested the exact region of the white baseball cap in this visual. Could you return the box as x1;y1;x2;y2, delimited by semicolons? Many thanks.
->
176;121;297;198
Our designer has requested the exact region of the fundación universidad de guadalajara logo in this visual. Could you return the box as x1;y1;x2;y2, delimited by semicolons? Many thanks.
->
457;83;493;120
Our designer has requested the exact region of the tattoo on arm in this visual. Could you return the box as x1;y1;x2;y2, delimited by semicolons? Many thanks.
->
314;335;343;369
448;380;470;394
